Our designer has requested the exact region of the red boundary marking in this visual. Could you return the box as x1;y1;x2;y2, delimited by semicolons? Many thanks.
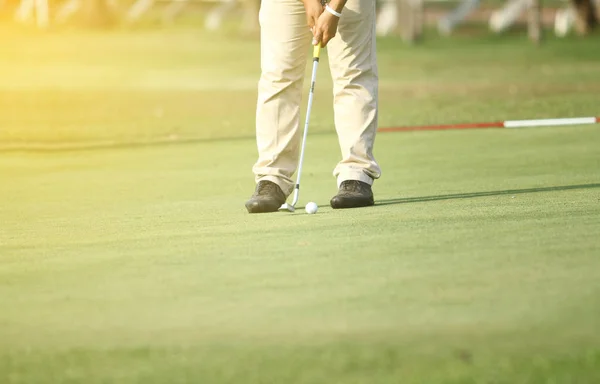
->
378;117;600;133
378;121;504;133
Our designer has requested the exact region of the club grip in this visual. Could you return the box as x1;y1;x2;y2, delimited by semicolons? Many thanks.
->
313;45;321;60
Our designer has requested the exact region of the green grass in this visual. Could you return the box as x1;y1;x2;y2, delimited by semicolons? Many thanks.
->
1;26;600;383
1;26;600;146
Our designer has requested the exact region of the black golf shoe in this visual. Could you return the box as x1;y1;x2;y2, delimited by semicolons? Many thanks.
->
245;180;287;213
330;180;374;209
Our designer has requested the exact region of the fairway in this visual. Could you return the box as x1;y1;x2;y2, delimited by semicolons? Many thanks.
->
1;26;600;383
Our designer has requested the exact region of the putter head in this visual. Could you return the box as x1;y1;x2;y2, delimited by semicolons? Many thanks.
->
279;203;295;212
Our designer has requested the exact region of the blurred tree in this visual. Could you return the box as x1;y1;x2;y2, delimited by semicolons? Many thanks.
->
80;0;117;27
376;0;423;43
572;0;598;34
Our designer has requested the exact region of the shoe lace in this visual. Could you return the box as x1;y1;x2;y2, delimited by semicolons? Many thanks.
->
257;181;278;195
340;180;362;193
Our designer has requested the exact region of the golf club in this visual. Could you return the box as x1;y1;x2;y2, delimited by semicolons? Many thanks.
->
280;44;321;213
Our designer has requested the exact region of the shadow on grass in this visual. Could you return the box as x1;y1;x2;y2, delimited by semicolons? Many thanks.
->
376;183;600;206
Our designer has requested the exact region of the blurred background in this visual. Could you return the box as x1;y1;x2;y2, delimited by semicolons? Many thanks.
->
1;0;598;38
0;0;598;149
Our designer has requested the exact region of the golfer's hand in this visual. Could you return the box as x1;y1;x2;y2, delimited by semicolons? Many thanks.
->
302;0;324;31
312;9;340;47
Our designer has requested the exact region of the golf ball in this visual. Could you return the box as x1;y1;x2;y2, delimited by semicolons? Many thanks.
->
305;202;318;214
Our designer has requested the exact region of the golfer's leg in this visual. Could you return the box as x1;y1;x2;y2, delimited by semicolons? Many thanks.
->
327;0;381;188
253;0;312;196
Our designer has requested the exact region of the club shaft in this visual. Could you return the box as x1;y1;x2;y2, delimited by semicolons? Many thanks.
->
290;59;319;207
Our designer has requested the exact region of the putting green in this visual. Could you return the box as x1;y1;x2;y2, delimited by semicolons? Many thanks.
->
1;26;600;383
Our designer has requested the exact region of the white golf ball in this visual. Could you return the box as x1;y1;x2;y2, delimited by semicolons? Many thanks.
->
305;202;318;214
